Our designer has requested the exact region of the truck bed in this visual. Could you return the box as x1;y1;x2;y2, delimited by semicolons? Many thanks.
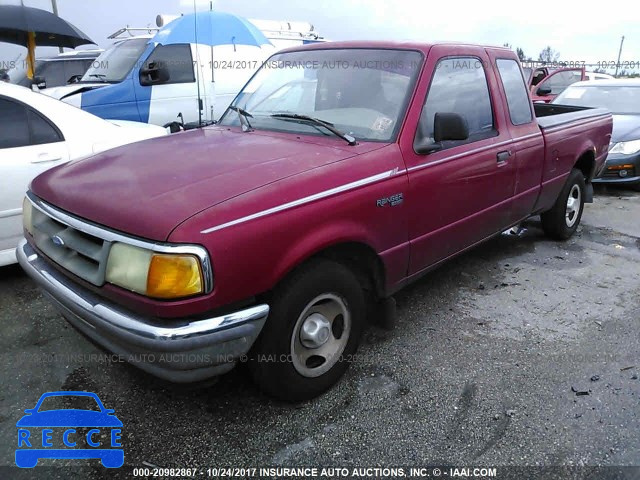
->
535;103;611;130
532;102;612;215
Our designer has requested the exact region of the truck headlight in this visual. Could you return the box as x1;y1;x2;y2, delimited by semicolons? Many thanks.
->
23;197;34;236
105;243;204;299
609;139;640;155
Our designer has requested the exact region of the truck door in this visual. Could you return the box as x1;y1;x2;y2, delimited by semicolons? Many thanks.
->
135;44;201;126
530;68;584;103
490;54;545;221
400;46;517;275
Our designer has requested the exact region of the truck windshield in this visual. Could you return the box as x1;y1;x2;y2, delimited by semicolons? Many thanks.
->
555;85;640;115
219;49;423;142
80;38;149;83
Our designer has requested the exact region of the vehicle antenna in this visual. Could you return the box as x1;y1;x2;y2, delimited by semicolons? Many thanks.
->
194;0;203;126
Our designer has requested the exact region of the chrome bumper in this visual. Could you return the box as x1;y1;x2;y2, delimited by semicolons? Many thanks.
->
17;240;269;383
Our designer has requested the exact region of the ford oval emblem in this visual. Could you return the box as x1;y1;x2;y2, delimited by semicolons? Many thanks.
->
51;235;65;247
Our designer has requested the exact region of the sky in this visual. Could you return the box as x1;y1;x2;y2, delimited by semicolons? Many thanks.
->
1;0;639;72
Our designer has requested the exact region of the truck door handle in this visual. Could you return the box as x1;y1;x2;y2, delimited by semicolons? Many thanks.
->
497;151;511;164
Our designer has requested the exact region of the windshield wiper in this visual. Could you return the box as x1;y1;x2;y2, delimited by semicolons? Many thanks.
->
270;113;357;146
87;74;108;83
228;105;253;132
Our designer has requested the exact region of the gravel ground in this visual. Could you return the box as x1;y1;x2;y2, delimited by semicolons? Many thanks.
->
0;186;638;479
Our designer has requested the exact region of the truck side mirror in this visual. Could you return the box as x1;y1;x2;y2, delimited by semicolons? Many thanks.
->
33;76;46;89
536;85;552;96
415;112;469;155
139;62;170;86
433;112;469;143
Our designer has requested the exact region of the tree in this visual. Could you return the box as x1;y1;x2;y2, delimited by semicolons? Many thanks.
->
503;43;529;63
538;46;560;64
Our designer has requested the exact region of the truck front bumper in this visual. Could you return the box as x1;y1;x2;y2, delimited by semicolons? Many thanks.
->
17;240;269;383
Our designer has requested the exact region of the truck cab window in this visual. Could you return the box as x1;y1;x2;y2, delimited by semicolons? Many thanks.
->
143;44;195;85
496;59;533;125
531;68;546;86
418;57;495;147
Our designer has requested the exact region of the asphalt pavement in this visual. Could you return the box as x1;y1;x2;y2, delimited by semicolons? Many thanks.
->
0;186;638;479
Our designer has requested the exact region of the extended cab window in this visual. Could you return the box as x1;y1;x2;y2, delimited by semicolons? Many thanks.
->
418;57;495;148
496;59;533;125
144;44;195;84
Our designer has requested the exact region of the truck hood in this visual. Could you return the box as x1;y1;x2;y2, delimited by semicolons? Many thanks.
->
31;127;381;241
611;114;640;143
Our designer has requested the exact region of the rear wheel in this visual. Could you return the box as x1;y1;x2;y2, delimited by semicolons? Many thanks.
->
541;168;585;240
249;259;365;401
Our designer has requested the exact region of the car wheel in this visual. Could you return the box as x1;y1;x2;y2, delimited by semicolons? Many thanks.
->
249;259;365;401
541;168;585;240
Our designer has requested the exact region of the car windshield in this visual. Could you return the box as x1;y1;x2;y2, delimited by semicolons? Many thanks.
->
81;38;148;83
554;85;640;114
37;395;102;412
218;48;423;142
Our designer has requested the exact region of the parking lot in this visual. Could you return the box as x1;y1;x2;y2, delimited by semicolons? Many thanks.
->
0;186;638;477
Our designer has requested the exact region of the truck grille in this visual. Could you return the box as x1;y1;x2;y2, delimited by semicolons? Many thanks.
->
31;206;111;286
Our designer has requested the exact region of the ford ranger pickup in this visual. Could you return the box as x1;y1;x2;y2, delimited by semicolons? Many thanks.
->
18;42;613;401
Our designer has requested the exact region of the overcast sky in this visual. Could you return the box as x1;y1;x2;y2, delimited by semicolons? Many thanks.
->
1;0;638;71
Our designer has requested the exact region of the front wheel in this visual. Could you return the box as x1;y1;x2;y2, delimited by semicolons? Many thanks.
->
249;259;365;401
541;168;585;240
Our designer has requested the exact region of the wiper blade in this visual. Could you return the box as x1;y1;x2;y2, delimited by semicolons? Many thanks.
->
88;74;108;82
270;113;357;146
228;105;253;132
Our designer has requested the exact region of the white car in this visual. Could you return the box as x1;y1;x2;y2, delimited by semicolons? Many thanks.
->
584;71;614;81
0;83;168;266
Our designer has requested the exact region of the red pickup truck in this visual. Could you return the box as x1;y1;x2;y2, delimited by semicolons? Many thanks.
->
18;42;612;401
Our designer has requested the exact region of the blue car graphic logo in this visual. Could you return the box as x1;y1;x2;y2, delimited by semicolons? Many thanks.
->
16;391;123;468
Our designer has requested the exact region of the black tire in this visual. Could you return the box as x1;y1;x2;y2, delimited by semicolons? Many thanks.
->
248;259;365;402
541;168;585;240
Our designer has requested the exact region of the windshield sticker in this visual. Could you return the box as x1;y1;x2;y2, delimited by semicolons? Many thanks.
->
372;116;394;132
